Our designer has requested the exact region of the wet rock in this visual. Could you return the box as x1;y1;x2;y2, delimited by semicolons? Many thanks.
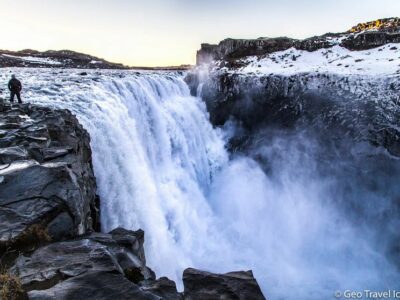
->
0;146;29;164
194;72;400;158
46;212;74;241
141;277;183;300
197;37;296;65
183;268;266;300
42;147;71;160
28;272;159;300
0;103;99;259
8;224;265;300
10;229;172;299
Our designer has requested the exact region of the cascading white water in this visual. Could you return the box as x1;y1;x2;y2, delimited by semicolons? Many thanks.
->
1;69;239;281
1;69;399;299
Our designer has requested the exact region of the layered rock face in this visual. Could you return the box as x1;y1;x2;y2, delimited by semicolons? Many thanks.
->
183;269;265;300
0;102;265;299
8;226;265;299
11;228;175;300
198;72;400;157
0;103;99;259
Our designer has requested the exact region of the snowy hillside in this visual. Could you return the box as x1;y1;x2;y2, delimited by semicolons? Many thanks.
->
239;43;400;76
0;49;128;69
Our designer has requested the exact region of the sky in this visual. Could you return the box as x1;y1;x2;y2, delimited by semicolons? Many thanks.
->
0;0;399;67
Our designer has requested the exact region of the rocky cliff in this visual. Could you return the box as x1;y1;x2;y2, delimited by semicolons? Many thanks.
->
0;103;99;259
0;102;265;300
188;19;400;159
196;17;400;65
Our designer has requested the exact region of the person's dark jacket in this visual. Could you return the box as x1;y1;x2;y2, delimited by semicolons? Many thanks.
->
8;78;22;93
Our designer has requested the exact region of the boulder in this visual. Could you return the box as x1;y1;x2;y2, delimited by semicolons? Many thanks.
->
141;277;183;300
183;268;266;300
10;228;180;300
28;272;159;300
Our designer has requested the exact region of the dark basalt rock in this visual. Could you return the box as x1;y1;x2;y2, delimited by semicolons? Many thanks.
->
9;228;187;300
10;229;160;298
197;38;297;65
183;268;265;300
141;277;183;300
0;103;99;260
342;31;400;50
197;72;400;158
28;272;159;300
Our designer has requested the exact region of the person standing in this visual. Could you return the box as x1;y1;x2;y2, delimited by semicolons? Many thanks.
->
8;75;22;103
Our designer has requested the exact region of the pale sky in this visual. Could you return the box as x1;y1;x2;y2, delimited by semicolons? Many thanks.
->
0;0;399;66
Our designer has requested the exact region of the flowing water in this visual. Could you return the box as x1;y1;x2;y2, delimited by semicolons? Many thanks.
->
1;69;399;299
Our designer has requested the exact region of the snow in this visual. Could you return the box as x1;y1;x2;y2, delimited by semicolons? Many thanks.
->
0;160;39;175
1;54;62;65
239;44;400;76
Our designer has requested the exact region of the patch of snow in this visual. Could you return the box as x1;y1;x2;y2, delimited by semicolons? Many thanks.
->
0;160;39;175
239;44;400;76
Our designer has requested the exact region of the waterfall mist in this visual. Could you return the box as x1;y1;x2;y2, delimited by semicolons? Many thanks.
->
215;121;400;298
3;69;399;299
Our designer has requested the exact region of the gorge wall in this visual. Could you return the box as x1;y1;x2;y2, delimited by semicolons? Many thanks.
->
186;17;400;299
196;17;400;65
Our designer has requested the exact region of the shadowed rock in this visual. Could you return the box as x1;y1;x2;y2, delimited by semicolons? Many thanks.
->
196;18;400;64
28;272;159;300
183;268;266;300
10;228;182;300
0;103;99;258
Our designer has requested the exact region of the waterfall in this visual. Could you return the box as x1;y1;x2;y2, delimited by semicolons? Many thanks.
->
2;69;399;299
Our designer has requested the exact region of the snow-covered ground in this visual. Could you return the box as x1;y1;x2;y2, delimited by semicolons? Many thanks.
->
238;43;400;76
1;54;62;65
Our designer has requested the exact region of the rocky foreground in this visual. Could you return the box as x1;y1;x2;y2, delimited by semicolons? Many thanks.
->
0;102;265;300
